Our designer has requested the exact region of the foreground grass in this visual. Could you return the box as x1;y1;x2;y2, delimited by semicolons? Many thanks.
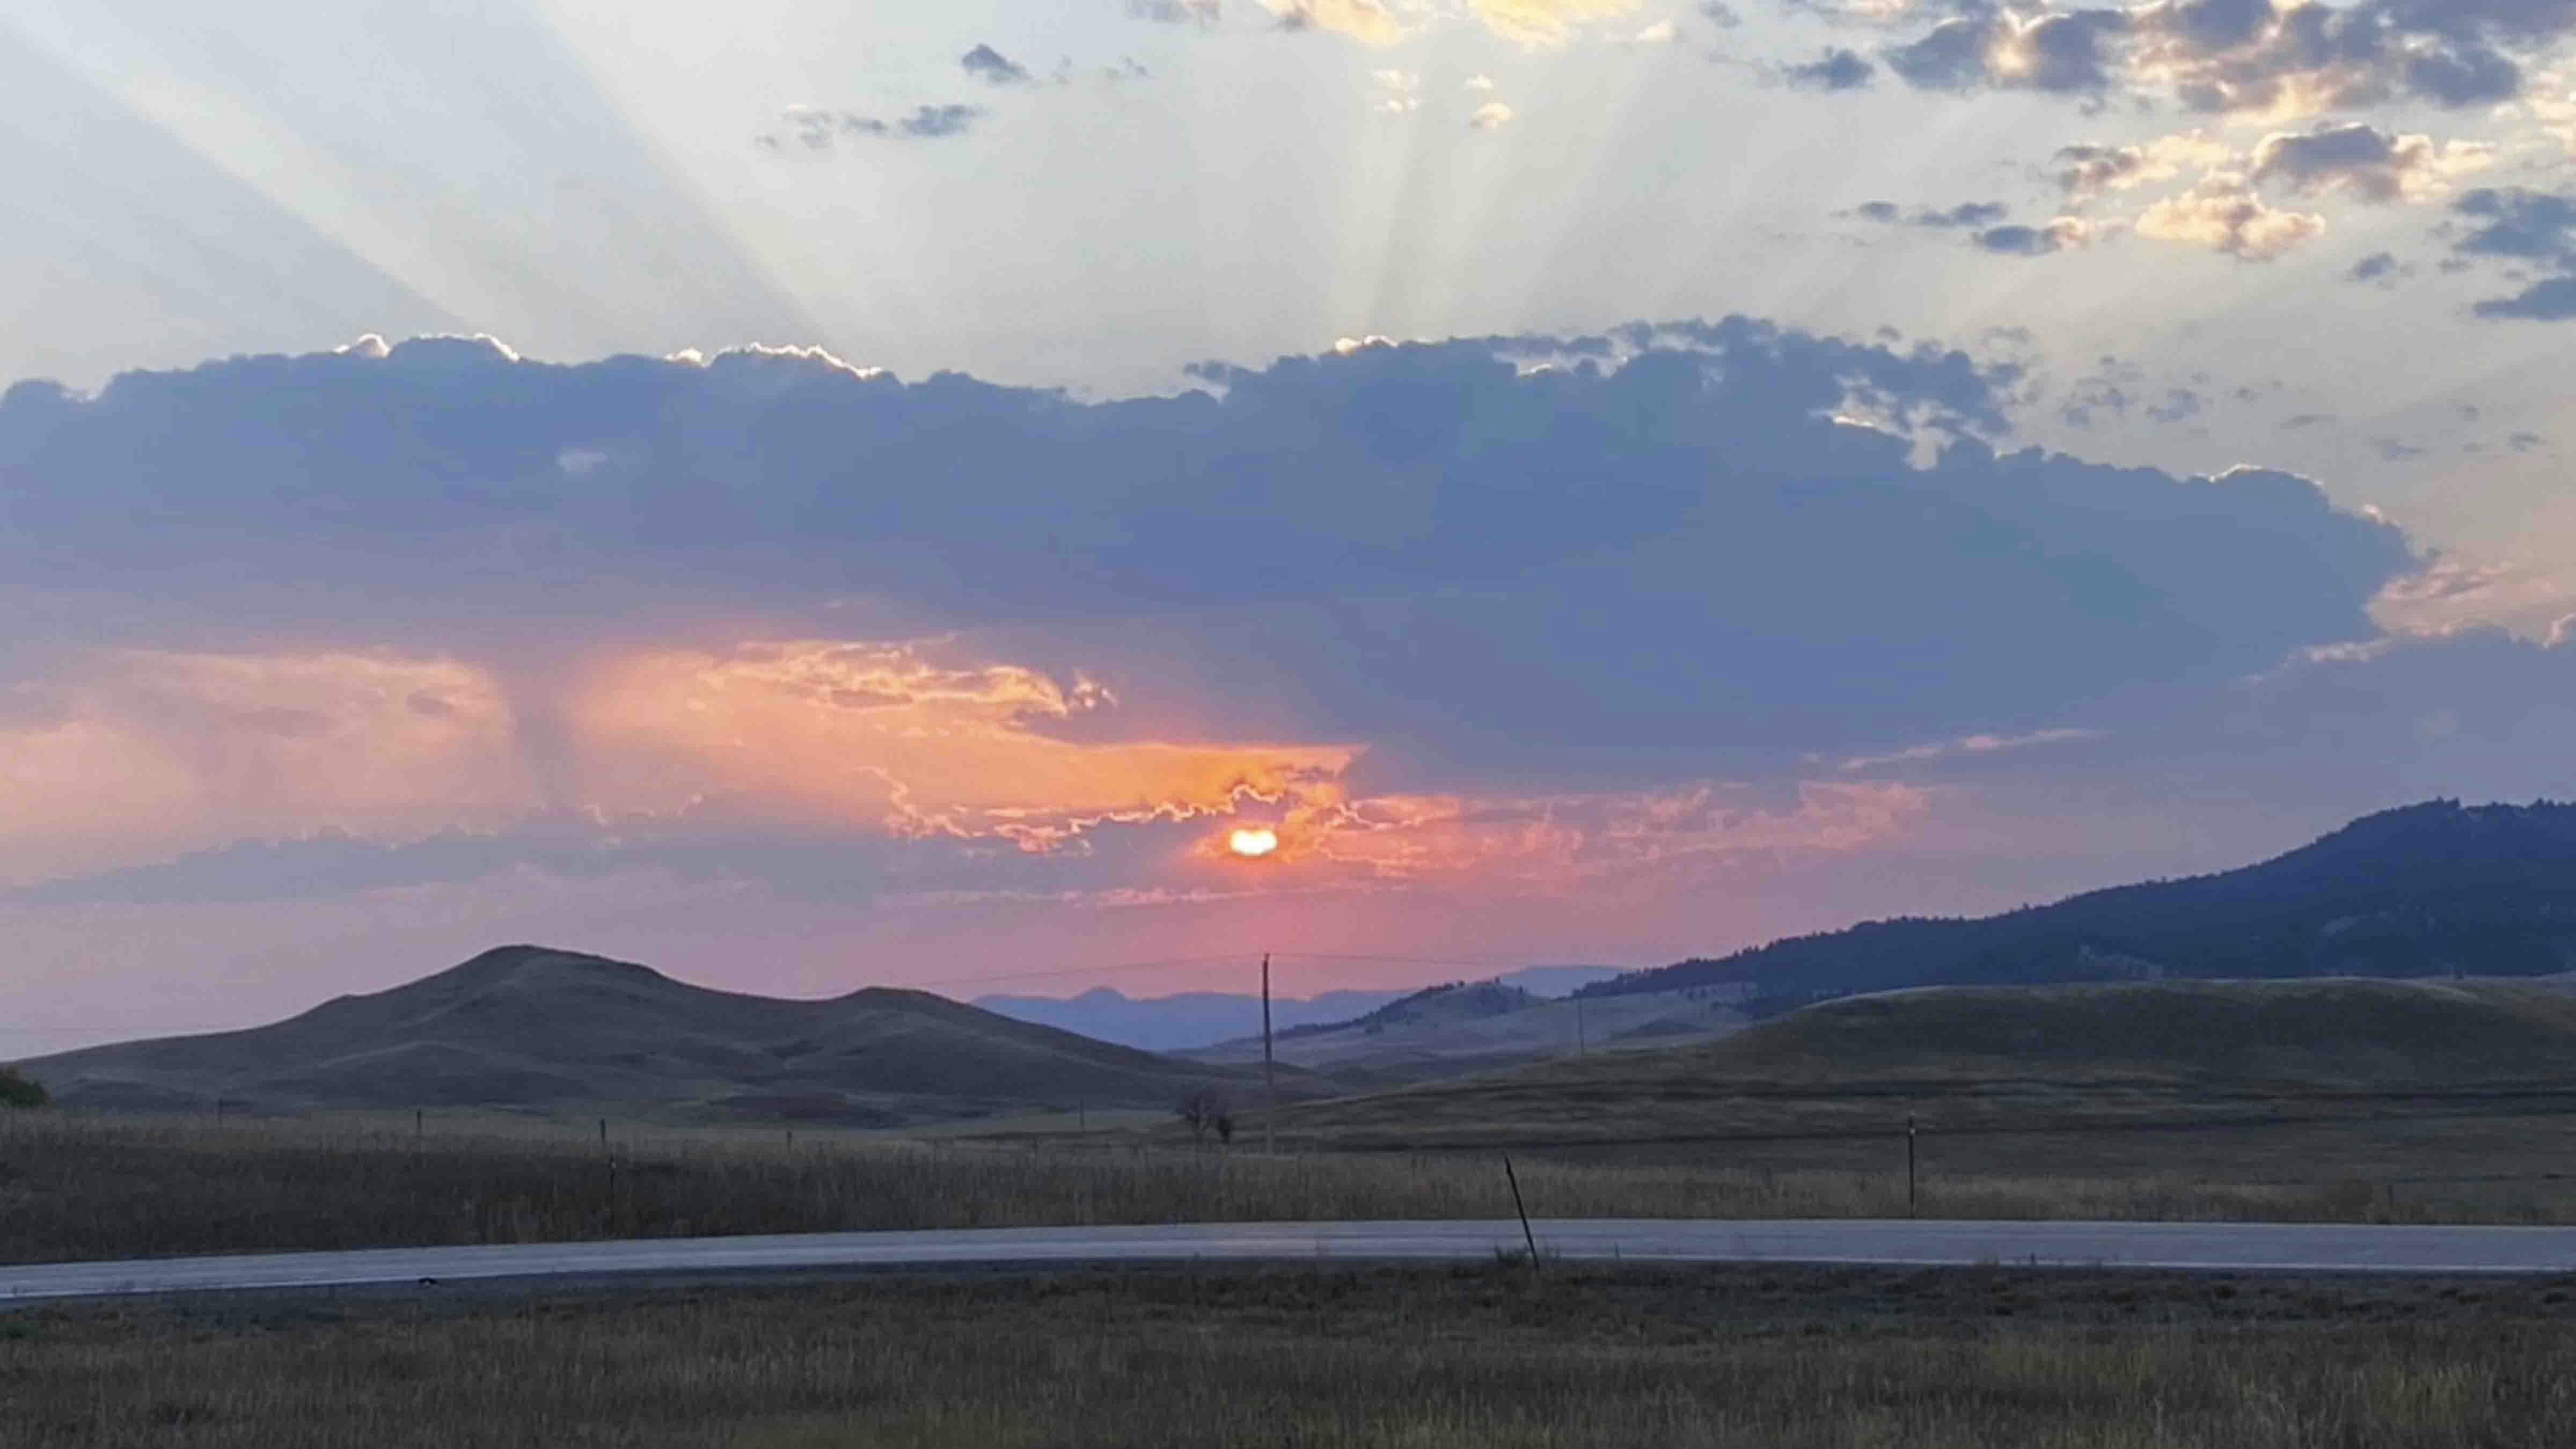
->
8;1266;2576;1447
14;1110;2576;1265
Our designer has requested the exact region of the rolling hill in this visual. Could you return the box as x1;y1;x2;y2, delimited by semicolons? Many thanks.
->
1271;977;2576;1150
1184;979;1747;1088
976;967;1624;1051
19;945;1314;1123
1581;800;2576;1006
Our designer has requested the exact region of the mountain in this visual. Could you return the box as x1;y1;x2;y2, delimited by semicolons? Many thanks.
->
978;966;1626;1051
1580;801;2576;1007
1270;978;2576;1151
20;945;1316;1123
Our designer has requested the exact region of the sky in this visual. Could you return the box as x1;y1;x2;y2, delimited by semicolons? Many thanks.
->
4;0;2576;1054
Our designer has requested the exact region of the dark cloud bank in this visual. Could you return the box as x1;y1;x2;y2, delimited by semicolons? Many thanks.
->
0;321;2425;766
3;317;2569;907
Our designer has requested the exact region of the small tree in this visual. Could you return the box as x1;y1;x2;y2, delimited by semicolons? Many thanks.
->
1213;1113;1235;1146
0;1065;48;1110
1175;1088;1231;1145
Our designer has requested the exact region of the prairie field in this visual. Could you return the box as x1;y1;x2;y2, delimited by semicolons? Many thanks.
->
8;1264;2576;1447
9;1108;2576;1266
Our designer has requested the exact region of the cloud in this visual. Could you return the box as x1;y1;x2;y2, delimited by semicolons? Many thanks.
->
1265;0;1409;42
2451;186;2576;259
1784;46;1880;89
2054;133;2236;204
1471;0;1645;47
762;104;986;153
961;44;1034;86
1839;728;2107;774
1469;100;1517;129
0;650;530;886
571;640;1361;853
1854;200;2013;228
2447;186;2576;318
1372;69;1425;113
1128;0;1223;21
2347;250;2412;283
1889;11;2133;95
2249;123;2496;203
1973;217;2102;254
2135;173;2326;259
1853;201;2099;255
1263;0;1647;45
0;321;2435;920
1275;780;1933;883
1855;0;2576;118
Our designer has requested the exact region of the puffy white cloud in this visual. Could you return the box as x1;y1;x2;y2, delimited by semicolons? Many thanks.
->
1469;100;1518;128
1472;0;1644;47
1372;69;1425;113
2055;132;2236;203
2135;172;2328;258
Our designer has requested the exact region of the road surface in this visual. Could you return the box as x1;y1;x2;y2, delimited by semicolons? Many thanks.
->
10;1219;2576;1305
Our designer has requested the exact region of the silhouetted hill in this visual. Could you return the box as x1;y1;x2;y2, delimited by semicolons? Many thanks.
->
22;945;1312;1122
1580;801;2576;1005
1276;979;1539;1042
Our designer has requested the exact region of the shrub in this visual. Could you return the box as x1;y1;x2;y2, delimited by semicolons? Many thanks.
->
0;1065;48;1109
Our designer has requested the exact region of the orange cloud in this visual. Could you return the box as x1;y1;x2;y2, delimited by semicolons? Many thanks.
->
569;640;1362;850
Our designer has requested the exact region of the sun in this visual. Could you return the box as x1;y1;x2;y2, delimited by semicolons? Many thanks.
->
1228;827;1280;859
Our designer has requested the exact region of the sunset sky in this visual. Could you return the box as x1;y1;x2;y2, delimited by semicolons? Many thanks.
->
5;0;2576;1053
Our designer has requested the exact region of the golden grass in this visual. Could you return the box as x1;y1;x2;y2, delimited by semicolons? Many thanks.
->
10;1109;2576;1267
8;1265;2576;1447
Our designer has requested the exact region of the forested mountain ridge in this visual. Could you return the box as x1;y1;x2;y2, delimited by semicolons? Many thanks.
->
1581;801;2576;1005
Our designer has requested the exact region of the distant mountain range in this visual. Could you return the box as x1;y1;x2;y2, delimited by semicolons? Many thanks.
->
1582;800;2576;1007
23;946;1310;1123
978;965;1623;1051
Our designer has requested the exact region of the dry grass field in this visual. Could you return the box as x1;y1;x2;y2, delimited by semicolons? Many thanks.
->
8;1265;2576;1447
10;1107;2576;1267
1263;980;2576;1156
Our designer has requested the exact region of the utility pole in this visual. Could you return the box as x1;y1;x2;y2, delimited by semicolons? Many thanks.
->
1262;952;1276;1156
1907;1115;1919;1218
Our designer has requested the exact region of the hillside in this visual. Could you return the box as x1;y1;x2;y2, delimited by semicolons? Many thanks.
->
1583;800;2576;1005
1273;977;2576;1150
20;945;1312;1124
976;967;1622;1051
974;985;1408;1052
1186;982;1746;1088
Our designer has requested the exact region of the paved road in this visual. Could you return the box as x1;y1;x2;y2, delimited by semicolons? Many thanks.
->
10;1219;2576;1304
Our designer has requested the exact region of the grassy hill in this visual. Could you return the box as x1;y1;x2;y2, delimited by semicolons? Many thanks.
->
1185;982;1745;1089
20;945;1311;1123
1272;977;2576;1150
1580;800;2576;1005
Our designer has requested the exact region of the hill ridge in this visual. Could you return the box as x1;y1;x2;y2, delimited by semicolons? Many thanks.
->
22;944;1302;1122
1580;800;2576;1004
